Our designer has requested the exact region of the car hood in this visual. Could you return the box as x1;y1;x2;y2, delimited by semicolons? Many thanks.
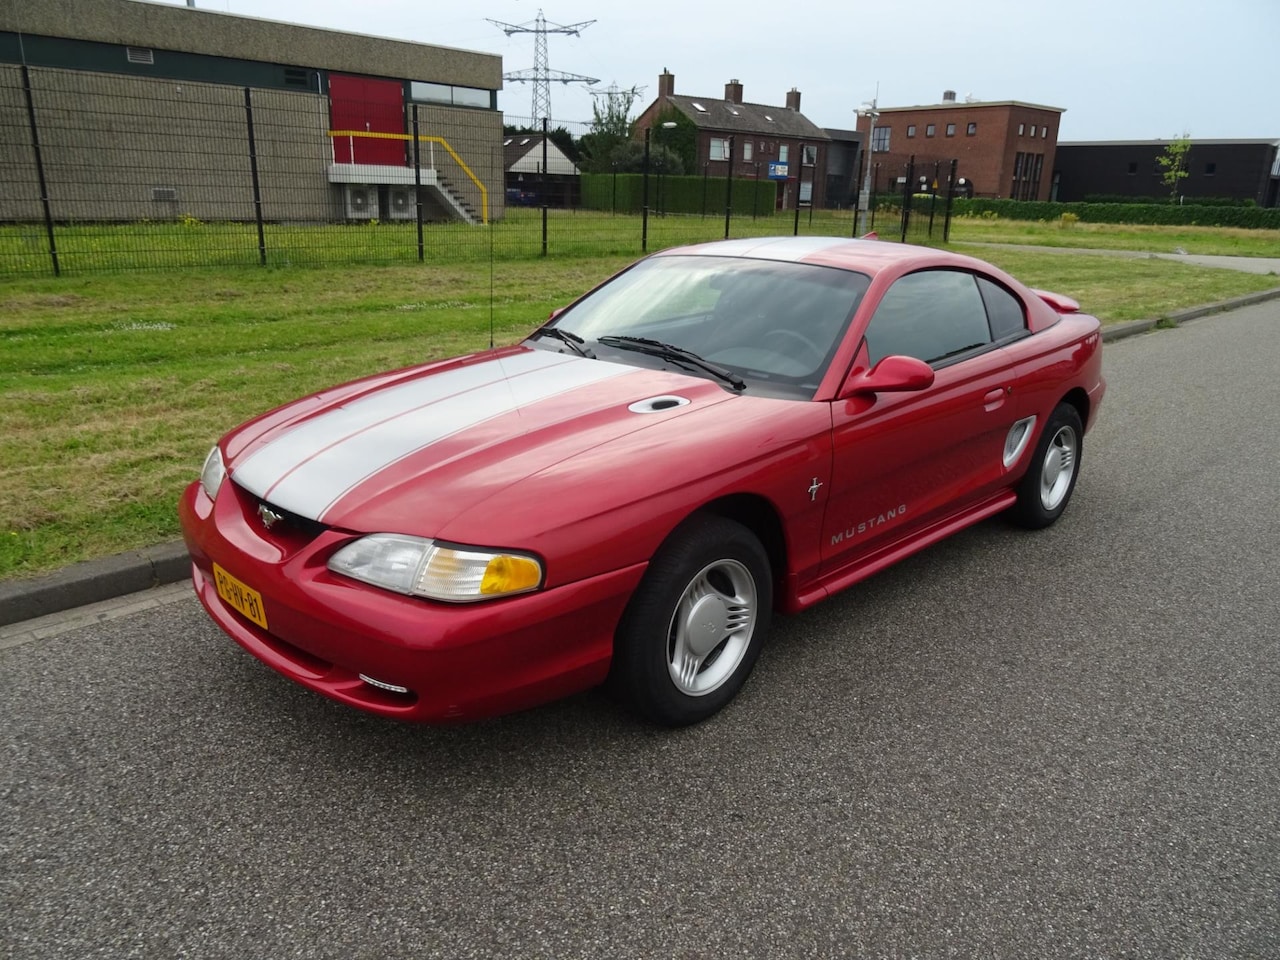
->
226;346;740;534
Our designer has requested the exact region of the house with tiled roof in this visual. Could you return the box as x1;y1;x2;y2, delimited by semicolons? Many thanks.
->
635;70;831;210
503;133;580;207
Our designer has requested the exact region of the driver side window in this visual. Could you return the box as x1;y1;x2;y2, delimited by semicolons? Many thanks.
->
863;269;992;366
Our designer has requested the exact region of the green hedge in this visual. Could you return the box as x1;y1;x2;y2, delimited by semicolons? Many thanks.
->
581;173;780;218
1082;194;1257;208
952;198;1280;229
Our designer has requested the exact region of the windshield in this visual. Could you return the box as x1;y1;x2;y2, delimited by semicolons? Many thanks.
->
536;255;871;399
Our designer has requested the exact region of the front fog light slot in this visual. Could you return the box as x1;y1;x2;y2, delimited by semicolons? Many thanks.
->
359;673;411;695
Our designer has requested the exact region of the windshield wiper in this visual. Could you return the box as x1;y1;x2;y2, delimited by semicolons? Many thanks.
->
597;335;746;390
530;326;594;358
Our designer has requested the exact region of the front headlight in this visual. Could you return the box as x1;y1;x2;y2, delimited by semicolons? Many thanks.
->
327;534;544;602
200;445;226;501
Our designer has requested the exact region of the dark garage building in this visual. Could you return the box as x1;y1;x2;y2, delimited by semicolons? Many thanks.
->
1054;139;1280;207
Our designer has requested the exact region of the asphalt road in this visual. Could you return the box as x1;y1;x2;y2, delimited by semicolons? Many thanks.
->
4;301;1279;960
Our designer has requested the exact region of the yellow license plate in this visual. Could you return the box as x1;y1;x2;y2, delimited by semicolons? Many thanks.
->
213;563;268;630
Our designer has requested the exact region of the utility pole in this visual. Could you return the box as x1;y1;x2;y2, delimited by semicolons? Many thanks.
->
857;83;880;236
489;10;598;123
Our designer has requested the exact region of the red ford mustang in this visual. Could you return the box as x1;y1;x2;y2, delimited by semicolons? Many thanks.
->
180;237;1105;726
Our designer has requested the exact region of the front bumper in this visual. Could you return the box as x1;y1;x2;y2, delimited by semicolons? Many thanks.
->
179;479;646;723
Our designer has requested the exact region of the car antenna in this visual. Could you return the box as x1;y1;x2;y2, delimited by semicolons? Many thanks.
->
489;186;496;349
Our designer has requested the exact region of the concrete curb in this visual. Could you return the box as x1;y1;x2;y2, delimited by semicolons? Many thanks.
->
0;541;190;628
1100;285;1280;343
3;284;1280;629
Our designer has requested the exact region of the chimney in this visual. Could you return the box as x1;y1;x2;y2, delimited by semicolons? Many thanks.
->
942;89;957;102
786;87;801;111
658;69;675;100
725;79;744;105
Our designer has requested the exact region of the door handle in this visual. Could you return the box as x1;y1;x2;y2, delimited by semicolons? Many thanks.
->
983;386;1010;410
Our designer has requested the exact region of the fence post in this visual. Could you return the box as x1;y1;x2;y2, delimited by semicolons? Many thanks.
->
412;105;424;262
927;160;939;238
900;156;915;243
723;135;735;240
242;88;267;266
540;117;549;257
793;142;803;236
21;66;60;277
943;158;958;243
870;162;879;232
641;128;651;253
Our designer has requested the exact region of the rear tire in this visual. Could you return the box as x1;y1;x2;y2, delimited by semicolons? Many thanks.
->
1010;402;1083;529
611;515;771;726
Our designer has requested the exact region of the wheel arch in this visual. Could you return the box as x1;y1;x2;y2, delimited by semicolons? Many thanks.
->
696;493;788;603
1060;387;1090;430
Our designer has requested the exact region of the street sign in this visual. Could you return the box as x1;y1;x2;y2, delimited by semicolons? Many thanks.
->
768;162;789;180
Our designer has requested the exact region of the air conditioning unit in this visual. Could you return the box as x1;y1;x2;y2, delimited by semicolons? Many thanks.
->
344;185;378;220
386;186;416;220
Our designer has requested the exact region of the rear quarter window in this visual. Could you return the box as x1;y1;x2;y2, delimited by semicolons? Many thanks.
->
977;276;1028;341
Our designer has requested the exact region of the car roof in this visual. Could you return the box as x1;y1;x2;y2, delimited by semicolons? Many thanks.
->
653;236;993;278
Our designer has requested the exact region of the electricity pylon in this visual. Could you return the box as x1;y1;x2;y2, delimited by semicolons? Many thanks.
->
489;9;598;123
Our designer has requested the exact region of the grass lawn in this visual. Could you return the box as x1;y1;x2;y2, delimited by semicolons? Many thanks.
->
2;224;1279;579
948;216;1280;258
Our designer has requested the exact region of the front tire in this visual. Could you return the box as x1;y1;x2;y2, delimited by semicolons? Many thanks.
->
611;515;772;726
1010;402;1083;529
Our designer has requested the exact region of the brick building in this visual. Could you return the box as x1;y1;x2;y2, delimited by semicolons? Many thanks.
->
635;70;830;210
855;92;1065;201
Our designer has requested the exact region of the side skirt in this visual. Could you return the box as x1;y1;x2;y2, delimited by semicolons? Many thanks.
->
789;490;1016;611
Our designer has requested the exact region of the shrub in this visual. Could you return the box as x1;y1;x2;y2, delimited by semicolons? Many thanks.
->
950;198;1280;229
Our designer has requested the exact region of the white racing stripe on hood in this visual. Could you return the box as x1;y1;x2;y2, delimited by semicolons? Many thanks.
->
233;351;635;521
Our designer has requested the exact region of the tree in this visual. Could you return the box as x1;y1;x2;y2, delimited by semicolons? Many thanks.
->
653;107;696;173
1156;133;1191;202
578;84;641;173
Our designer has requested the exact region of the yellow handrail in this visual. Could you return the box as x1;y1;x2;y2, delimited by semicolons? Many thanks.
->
327;130;489;224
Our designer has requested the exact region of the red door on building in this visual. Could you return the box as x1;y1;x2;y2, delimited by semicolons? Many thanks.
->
328;74;406;166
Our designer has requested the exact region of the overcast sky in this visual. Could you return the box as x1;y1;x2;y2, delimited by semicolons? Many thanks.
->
149;0;1275;142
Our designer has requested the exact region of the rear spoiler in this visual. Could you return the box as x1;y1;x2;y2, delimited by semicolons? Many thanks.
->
1031;288;1080;314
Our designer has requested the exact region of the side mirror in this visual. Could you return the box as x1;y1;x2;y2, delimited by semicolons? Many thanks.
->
840;355;935;398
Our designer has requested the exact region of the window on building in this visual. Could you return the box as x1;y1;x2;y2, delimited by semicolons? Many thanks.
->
907;124;917;137
946;123;956;137
1128;162;1138;175
779;143;790;162
925;124;936;138
409;81;493;109
743;141;753;161
802;144;817;165
799;181;813;204
871;127;890;152
710;138;730;161
967;122;977;136
1205;162;1217;176
1018;123;1025;136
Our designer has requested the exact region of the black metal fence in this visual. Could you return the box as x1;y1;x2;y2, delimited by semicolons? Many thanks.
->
1;65;956;277
865;156;961;244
